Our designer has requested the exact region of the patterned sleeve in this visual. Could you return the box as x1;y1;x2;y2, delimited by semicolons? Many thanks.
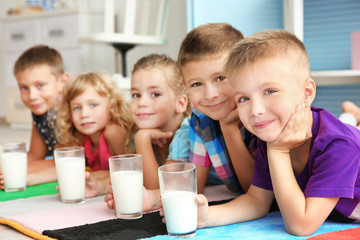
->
189;114;212;167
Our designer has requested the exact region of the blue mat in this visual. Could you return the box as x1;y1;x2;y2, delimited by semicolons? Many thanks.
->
148;211;360;240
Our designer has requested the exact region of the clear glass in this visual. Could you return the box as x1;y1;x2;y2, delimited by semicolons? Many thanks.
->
54;146;85;203
0;142;27;192
109;154;143;219
158;163;197;238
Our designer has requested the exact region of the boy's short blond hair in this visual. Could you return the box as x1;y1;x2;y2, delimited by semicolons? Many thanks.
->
225;30;310;80
177;23;244;70
14;45;64;78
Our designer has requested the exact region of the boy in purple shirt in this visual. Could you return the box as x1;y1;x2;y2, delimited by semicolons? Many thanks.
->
194;30;360;236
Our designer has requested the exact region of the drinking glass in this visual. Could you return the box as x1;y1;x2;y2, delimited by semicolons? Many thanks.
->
158;163;197;238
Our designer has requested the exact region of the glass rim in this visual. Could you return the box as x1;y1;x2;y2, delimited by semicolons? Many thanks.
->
158;162;196;174
109;154;142;161
54;146;84;153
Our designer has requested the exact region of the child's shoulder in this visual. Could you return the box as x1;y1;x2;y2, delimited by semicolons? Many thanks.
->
312;106;360;148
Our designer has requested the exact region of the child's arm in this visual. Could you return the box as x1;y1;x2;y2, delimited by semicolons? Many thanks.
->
267;104;339;236
220;107;254;192
27;160;57;186
104;122;129;155
27;124;48;161
196;166;211;194
178;184;273;228
135;129;173;189
85;171;110;198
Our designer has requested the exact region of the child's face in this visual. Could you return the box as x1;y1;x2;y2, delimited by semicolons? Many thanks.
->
182;55;236;120
230;57;305;142
16;65;62;116
130;68;178;131
70;86;111;138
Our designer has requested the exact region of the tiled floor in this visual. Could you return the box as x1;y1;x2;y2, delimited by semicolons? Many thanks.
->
0;121;31;149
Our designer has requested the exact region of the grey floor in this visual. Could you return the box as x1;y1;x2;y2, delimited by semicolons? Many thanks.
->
0;121;31;149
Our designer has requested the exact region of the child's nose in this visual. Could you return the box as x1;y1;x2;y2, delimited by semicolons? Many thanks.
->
138;96;148;106
251;100;266;116
29;88;39;100
81;106;90;117
205;84;219;99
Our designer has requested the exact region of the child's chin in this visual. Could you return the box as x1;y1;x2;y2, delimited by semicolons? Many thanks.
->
259;134;279;143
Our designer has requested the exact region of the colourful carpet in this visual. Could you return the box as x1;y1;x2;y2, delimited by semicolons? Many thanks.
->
305;226;360;240
0;181;58;202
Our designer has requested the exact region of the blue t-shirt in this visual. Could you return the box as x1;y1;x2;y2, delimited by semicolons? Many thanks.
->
167;117;190;162
252;106;360;220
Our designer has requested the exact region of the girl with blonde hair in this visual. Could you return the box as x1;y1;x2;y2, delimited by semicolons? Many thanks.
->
56;72;133;197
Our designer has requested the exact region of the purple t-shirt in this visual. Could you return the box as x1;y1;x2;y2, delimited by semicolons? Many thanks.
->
252;106;360;220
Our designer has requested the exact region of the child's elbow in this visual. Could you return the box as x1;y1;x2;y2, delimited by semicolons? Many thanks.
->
285;223;318;237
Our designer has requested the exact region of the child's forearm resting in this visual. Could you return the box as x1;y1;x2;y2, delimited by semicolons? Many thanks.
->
267;149;339;236
201;185;273;228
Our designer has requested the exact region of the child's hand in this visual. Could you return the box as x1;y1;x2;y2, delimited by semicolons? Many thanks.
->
150;129;173;147
159;194;210;229
104;184;161;212
195;194;210;229
136;129;173;148
220;106;242;127
104;184;115;210
268;103;312;153
85;171;101;198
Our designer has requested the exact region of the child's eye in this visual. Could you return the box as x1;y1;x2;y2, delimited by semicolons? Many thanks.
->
265;89;276;95
19;86;28;91
90;103;98;108
73;106;81;111
190;82;202;88
131;93;140;99
216;76;226;82
237;97;249;103
151;92;161;98
37;84;45;89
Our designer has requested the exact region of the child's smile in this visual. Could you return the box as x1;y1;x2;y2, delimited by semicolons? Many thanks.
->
130;68;178;131
182;55;236;121
70;87;111;138
17;65;61;116
230;57;304;143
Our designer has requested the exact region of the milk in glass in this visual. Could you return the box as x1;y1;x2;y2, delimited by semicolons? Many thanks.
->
56;156;85;202
0;152;27;191
111;170;143;217
162;190;197;235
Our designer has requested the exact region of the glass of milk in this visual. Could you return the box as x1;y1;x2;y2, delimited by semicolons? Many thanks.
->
54;146;85;203
158;163;197;238
109;154;143;219
0;142;27;192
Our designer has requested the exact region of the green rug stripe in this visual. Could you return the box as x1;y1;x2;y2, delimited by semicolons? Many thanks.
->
0;182;58;202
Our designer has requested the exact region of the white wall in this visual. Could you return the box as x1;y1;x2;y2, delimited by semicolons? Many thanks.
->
0;1;17;119
0;0;187;118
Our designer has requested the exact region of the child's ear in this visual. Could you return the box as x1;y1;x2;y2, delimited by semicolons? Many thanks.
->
304;78;316;107
58;73;70;93
175;95;188;114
